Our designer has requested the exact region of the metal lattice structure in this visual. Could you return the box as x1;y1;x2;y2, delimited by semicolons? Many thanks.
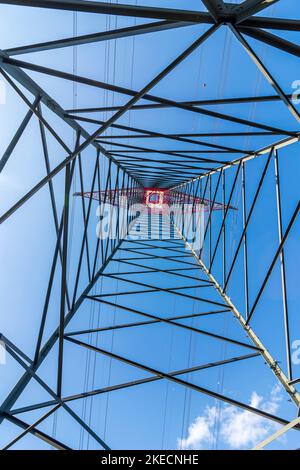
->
1;0;300;450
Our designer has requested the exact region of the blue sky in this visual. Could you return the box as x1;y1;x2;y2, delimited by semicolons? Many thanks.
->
1;0;300;450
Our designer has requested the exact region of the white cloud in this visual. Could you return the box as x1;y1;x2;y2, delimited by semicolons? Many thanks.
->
178;386;282;450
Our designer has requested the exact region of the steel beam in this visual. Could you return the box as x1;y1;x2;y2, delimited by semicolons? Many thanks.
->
246;200;300;325
240;26;300;58
2;339;110;449
56;163;71;398
65;308;230;336
0;95;41;173
84;295;259;351
224;149;273;291
274;150;292;381
65;94;295;114
0;0;215;22
69;114;245;156
2;404;61;450
99;140;236;161
229;25;300;125
0;1;298;33
244;16;300;31
0;237;127;427
201;0;225;22
3;413;71;450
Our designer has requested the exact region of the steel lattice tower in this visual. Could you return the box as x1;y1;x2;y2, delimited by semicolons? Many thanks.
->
1;0;300;450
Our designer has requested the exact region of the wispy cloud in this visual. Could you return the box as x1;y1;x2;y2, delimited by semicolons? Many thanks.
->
178;386;282;450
